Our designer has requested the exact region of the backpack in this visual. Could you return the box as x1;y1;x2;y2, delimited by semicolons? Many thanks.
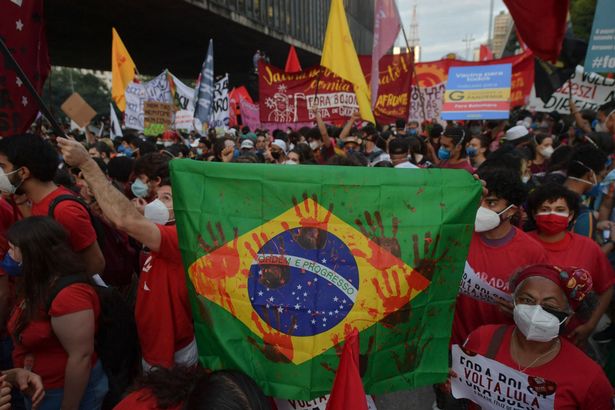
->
48;194;138;287
46;275;141;409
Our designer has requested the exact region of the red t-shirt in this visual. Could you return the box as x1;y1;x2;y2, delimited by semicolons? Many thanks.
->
113;388;182;410
8;284;100;389
527;231;615;294
135;225;194;367
451;228;548;345
464;325;614;409
31;187;97;252
439;160;475;174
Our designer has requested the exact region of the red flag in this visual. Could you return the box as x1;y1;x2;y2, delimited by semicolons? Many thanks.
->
503;0;568;63
325;329;368;410
0;0;50;135
284;45;302;73
479;45;494;61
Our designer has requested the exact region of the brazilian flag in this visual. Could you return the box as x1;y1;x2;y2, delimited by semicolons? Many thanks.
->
170;161;481;399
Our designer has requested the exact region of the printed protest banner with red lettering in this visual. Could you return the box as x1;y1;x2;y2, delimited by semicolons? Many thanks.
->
528;65;615;114
458;262;513;305
410;51;534;122
451;345;556;409
274;395;377;410
259;62;358;125
359;53;413;125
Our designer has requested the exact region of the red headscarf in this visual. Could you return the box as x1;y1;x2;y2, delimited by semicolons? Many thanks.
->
510;264;593;310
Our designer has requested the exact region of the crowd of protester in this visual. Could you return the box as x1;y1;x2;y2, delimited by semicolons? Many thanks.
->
0;98;613;409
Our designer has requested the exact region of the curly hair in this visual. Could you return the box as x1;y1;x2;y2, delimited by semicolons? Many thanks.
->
476;167;527;206
526;183;580;223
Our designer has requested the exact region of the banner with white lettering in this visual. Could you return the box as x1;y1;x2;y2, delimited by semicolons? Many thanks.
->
274;395;377;410
451;345;556;409
528;65;615;114
211;74;229;130
458;262;512;305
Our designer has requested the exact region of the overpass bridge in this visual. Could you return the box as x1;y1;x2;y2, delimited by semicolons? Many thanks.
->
45;0;374;91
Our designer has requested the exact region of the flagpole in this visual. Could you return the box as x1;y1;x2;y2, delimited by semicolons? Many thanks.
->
0;37;65;137
399;23;427;124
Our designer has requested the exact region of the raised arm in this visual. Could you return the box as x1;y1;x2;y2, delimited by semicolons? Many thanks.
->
56;138;162;252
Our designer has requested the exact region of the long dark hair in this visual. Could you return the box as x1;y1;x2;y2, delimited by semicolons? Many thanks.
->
129;367;270;410
7;216;86;340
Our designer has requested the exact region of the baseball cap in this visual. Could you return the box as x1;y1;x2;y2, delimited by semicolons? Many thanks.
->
240;139;255;150
503;125;529;142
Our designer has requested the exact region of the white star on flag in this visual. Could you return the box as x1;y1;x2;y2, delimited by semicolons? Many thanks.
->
297;284;302;290
277;306;284;313
294;304;300;310
269;296;274;302
321;258;327;263
311;319;316;324
333;296;338;302
15;77;23;87
258;291;263;296
21;96;28;106
16;20;24;31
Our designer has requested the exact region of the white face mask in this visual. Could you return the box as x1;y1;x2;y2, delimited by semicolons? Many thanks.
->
539;146;554;159
514;304;567;342
474;204;514;232
284;160;298;165
0;168;21;194
163;141;174;147
144;199;172;225
309;141;321;151
521;175;531;184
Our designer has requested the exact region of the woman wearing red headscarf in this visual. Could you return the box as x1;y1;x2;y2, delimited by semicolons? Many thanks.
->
459;265;614;409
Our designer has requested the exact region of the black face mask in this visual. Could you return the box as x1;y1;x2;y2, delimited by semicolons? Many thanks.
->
543;306;570;334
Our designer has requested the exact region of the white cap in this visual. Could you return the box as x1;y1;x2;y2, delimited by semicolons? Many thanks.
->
240;139;254;149
272;139;287;153
503;125;529;141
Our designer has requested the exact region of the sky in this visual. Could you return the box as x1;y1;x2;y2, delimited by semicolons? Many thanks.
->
397;0;508;62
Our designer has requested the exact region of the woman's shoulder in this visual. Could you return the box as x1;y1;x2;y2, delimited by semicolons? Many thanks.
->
49;282;99;317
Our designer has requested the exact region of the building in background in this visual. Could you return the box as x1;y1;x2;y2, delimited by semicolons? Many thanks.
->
491;11;513;58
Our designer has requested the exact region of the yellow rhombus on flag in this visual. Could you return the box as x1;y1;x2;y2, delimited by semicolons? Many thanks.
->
111;28;137;112
188;198;430;365
321;0;375;124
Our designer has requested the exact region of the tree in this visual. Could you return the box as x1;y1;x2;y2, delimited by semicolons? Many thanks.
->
42;67;111;124
570;0;597;42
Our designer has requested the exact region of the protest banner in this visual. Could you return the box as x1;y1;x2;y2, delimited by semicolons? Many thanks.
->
410;51;533;123
584;0;615;73
174;109;201;132
60;92;97;128
238;96;261;131
528;65;615;114
274;395;377;410
171;161;481;399
359;53;413;125
451;345;556;409
441;63;512;120
143;101;173;136
210;74;229;130
259;62;358;125
124;71;173;130
458;262;513;305
169;73;196;112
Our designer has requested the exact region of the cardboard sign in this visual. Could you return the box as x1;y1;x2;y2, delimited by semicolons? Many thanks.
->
451;345;556;409
143;101;173;136
60;93;97;128
441;64;512;120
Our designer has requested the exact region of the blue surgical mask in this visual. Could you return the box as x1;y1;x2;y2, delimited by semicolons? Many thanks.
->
119;145;134;157
438;146;451;161
0;253;22;277
408;129;418;136
131;178;149;198
466;146;478;157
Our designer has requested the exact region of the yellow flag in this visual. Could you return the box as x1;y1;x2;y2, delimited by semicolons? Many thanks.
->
111;28;137;112
321;0;375;124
